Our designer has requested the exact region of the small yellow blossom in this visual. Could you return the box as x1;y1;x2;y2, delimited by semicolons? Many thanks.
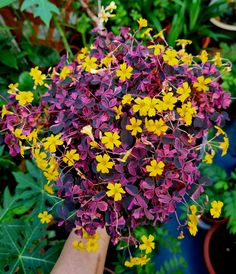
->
203;150;215;164
153;29;166;40
214;52;222;67
106;182;126;201
77;47;88;62
105;1;117;12
148;44;165;56
38;211;53;224
162;92;177;110
198;50;208;63
101;55;115;67
176;82;191;102
60;66;72;80
181;52;193;65
98;6;115;23
143;97;162;117
145;119;155;132
141;28;153;38
96;154;114;173
90;140;99;149
210;200;224;218
176;39;192;48
219;136;229;156
44;184;54;195
188;221;198;236
153;118;168;136
113;105;123;119
15;91;34;106
177;231;185;239
86;239;99;252
29;66;46;86
8;83;19;94
122;94;133;105
193;76;211;92
72;240;85;251
190;205;197;215
214;125;226;136
44;168;59;182
43;134;63;153
139;234;155;254
126;117;142;136
82;56;98;72
81;125;93;139
163;49;178;66
1;105;12;119
63;149;80;166
125;257;139;267
146;159;165;177
101;132;121;150
116;63;133;81
139;255;150;266
133;97;148;116
12;128;26;139
137;18;148;29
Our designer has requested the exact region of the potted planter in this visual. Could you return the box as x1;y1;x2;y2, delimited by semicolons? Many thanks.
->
210;0;236;31
204;219;236;274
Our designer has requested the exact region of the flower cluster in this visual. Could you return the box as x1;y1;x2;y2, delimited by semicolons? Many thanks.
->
0;20;231;265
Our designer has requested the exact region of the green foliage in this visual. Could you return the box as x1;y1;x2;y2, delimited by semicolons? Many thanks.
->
0;0;16;8
0;216;63;273
21;0;60;27
156;256;187;274
224;190;236;234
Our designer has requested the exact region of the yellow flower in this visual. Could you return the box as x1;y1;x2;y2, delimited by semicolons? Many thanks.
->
82;56;98;72
12;128;26;139
153;29;166;40
214;52;222;67
181;52;193;65
176;82;191;102
153;118;168;136
90;140;99;149
34;149;48;170
126;117;142;136
29;66;46;86
187;213;199;226
1;105;12;119
96;154;114;173
86;239;99;252
72;240;85;251
8;82;19;94
177;102;197;126
176;39;192;48
43;134;63;153
106;182;126;201
15;91;34;106
81;125;93;139
188;221;198;236
148;44;165;55
143;97;162;117
193;76;211;92
124;257;139;267
163;49;178;66
198;50;208;63
44;168;59;182
116;63;133;81
113;105;123;119
27;129;39;145
190;205;197;215
139;234;155;254
162;92;177;110
139;255;150;266
145;119;155;132
98;6;115;23
141;28;153;38
132;97;148;116
177;231;185;239
203;150;215;164
137;18;148;29
77;47;88;62
38;211;53;224
214;125;226;136
63;149;80;166
44;184;54;195
146;159;165;177
122;94;133;105
101;55;115;67
210;200;224;218
219;136;229;156
60;66;72;80
101;132;121;150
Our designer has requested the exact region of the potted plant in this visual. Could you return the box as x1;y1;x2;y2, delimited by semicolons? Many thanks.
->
0;3;232;271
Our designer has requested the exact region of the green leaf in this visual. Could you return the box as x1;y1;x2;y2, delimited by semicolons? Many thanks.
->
0;50;18;69
21;0;60;27
0;0;16;8
18;71;34;90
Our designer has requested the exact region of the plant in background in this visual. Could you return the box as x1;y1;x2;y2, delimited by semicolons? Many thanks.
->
0;7;232;269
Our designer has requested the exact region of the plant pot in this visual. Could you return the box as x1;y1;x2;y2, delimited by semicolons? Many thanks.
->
203;218;236;274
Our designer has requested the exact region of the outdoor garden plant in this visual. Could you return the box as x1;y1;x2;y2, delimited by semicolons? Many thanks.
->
0;3;232;271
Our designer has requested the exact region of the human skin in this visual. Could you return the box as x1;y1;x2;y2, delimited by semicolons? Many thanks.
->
51;228;110;274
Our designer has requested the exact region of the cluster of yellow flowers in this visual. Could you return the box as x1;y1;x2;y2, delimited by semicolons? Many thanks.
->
125;234;155;267
72;229;100;253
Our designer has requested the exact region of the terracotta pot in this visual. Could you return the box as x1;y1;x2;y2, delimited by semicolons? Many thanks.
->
204;218;236;274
